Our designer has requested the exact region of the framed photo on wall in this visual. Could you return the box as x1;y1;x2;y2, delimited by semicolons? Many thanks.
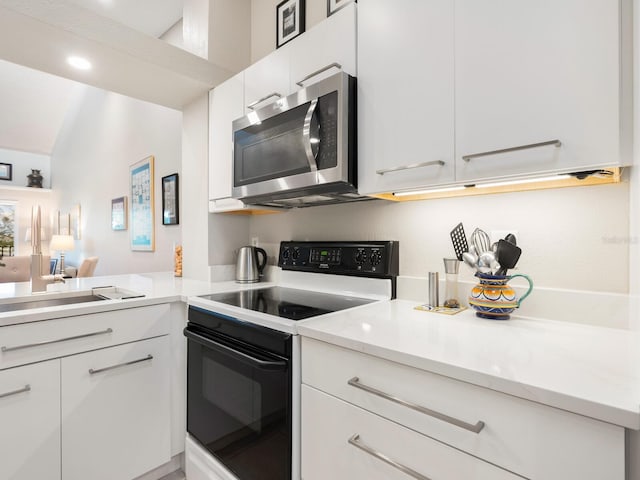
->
277;0;305;48
0;163;12;181
161;173;179;225
111;196;127;231
130;156;155;251
327;0;355;16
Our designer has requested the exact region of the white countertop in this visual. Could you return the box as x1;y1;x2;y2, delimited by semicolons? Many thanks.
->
297;299;640;429
0;272;271;327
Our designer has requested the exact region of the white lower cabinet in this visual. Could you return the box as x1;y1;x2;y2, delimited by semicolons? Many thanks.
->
0;360;61;480
62;336;171;480
302;385;519;480
301;337;625;480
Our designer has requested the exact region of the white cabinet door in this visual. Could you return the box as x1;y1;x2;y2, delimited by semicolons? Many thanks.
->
455;0;628;182
0;360;60;480
209;73;244;205
302;385;520;480
62;336;171;480
357;0;455;195
244;46;291;113
289;2;357;91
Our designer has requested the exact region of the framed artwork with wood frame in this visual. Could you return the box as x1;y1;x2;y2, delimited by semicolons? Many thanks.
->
130;156;155;251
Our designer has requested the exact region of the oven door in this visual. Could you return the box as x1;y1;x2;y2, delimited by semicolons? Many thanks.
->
232;72;354;201
185;324;292;480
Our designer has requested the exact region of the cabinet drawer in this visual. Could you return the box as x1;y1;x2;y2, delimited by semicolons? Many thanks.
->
0;360;60;480
62;336;171;480
302;385;519;480
0;304;170;370
302;338;624;479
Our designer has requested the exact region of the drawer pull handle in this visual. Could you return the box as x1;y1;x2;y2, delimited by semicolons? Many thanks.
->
296;62;342;87
247;92;282;110
0;384;31;399
348;434;431;480
347;377;485;434
376;160;445;175
89;354;153;375
1;328;114;353
462;139;561;162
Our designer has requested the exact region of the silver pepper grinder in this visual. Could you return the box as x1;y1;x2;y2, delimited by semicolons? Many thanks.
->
443;258;461;308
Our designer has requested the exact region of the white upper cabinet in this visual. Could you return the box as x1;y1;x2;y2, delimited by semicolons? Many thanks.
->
244;3;358;114
289;2;357;91
454;0;632;183
243;46;291;113
209;73;247;212
357;0;455;195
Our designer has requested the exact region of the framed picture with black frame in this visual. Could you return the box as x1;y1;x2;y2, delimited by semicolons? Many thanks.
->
327;0;355;16
0;163;12;181
276;0;305;48
162;173;179;226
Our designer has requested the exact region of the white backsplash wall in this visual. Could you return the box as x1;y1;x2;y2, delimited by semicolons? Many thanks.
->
249;182;630;294
51;86;182;276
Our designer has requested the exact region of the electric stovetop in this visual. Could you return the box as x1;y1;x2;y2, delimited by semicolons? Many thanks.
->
199;286;375;321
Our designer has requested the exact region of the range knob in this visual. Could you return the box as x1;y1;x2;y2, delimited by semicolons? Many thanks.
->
355;250;366;264
292;248;300;260
370;251;382;266
281;248;290;260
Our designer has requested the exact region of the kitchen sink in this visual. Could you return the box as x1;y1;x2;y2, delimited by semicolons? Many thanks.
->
0;287;145;313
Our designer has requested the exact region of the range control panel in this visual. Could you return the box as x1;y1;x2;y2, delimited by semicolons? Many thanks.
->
279;241;399;278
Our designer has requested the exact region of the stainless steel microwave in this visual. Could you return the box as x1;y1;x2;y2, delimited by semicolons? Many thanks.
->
232;72;362;208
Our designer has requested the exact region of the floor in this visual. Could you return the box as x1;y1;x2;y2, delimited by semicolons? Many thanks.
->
159;471;185;480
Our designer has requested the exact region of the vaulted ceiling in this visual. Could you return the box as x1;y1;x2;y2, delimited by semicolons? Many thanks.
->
0;0;231;156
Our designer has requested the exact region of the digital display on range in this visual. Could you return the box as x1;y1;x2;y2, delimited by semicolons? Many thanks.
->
310;248;341;265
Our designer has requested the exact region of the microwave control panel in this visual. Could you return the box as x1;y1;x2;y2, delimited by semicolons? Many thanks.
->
279;241;399;278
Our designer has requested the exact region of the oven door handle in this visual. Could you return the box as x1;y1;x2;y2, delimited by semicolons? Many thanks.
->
184;328;288;371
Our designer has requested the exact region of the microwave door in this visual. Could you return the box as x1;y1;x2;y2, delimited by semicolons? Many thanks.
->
232;81;344;201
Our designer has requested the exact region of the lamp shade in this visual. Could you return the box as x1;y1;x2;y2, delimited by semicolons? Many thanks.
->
50;234;75;252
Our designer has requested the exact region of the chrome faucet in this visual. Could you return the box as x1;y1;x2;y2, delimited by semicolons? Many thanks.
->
31;206;65;293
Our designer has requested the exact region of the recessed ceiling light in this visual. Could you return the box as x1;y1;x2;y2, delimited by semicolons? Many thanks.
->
67;56;92;71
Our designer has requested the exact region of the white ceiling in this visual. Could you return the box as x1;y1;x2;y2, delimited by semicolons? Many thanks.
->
65;0;183;38
0;0;227;156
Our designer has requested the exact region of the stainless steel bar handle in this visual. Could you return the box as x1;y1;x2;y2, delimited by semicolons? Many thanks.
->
376;160;445;175
2;328;114;353
296;62;342;87
246;92;282;110
89;354;153;375
348;377;485;434
0;384;31;399
348;434;431;480
303;99;319;172
462;139;562;162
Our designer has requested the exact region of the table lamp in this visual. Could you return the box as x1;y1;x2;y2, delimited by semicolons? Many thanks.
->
50;234;75;276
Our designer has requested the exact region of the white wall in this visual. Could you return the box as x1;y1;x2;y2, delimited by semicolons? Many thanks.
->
0;148;51;188
250;183;630;293
251;0;326;63
51;86;182;276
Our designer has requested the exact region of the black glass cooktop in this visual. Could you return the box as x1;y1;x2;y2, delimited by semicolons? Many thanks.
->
199;286;375;321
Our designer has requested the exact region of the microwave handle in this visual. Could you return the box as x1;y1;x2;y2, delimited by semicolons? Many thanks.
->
303;99;319;172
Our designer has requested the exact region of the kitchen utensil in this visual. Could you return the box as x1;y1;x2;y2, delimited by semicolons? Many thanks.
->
470;228;491;256
468;272;534;320
449;223;469;261
428;272;439;307
443;258;460;308
478;251;501;275
504;233;517;245
235;246;267;283
495;239;522;276
462;251;478;270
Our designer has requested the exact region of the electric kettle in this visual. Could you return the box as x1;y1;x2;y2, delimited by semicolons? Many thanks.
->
235;246;267;283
